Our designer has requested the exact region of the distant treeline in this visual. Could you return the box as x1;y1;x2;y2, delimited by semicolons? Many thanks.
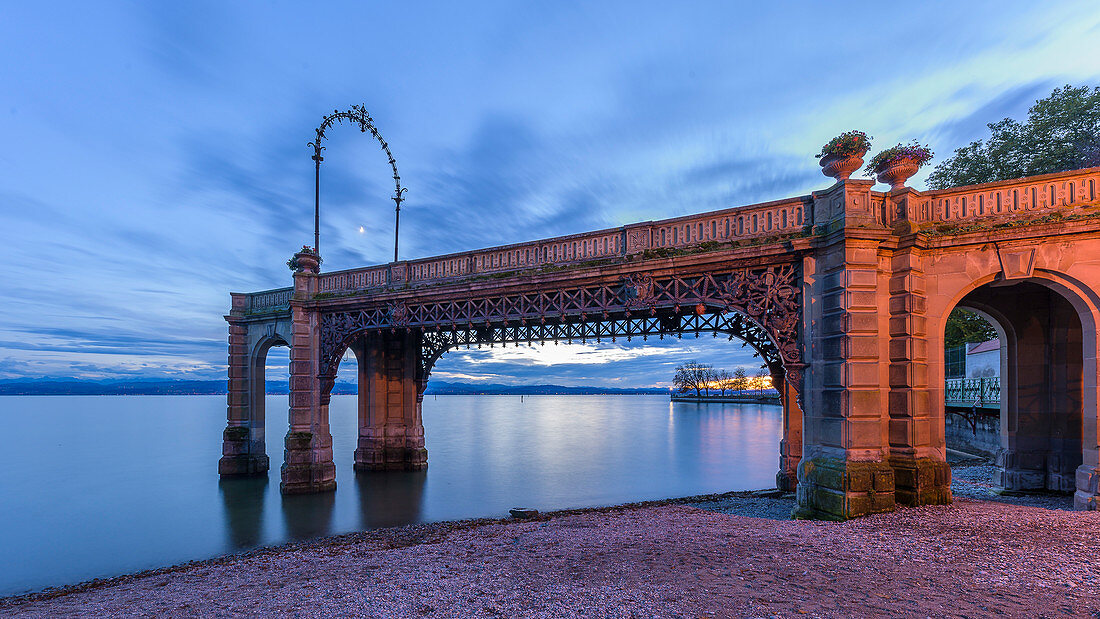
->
672;361;771;396
0;379;666;396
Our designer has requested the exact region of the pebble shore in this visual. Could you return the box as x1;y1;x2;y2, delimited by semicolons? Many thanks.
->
3;464;1098;618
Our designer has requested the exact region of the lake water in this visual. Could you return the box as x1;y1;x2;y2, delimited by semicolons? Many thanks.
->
0;394;781;596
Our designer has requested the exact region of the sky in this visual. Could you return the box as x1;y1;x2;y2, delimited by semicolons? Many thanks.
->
2;1;1099;387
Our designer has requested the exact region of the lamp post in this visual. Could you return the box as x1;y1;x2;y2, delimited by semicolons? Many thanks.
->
308;105;406;265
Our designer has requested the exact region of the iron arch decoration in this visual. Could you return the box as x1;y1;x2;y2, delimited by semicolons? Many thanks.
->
317;264;805;393
309;105;407;262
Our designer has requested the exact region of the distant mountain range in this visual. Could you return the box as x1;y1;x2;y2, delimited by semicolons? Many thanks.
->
0;378;667;396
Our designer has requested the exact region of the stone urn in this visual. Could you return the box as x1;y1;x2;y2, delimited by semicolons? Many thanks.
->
290;250;321;274
875;159;921;190
819;152;866;181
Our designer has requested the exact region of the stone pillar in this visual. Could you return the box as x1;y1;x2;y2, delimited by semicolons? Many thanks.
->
775;375;802;492
795;179;896;520
280;266;336;494
219;295;269;476
354;330;429;471
886;227;951;506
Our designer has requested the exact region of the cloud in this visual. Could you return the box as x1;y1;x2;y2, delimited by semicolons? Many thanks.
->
3;1;1099;384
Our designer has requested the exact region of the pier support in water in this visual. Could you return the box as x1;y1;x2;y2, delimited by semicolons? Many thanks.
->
219;293;292;478
351;332;429;471
280;262;337;494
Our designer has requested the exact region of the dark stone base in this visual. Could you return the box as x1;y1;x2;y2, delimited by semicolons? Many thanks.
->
354;446;428;472
280;462;337;494
891;457;952;507
1074;465;1100;510
218;425;268;476
280;431;336;494
776;469;797;492
793;457;895;521
218;454;270;476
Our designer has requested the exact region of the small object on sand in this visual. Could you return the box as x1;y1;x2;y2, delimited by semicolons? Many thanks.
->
509;507;539;519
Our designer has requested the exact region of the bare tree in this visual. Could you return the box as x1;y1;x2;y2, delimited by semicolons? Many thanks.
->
715;369;732;396
673;361;714;396
755;366;769;396
732;367;748;394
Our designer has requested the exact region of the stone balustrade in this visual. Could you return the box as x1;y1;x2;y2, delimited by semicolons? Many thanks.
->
914;167;1100;225
243;287;293;315
308;194;810;296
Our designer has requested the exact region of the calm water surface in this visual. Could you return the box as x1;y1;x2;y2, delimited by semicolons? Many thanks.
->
0;394;780;595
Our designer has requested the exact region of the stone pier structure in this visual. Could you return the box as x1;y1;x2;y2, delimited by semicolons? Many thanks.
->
222;163;1100;519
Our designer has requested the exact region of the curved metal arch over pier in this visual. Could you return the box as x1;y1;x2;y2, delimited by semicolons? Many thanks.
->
221;161;1100;520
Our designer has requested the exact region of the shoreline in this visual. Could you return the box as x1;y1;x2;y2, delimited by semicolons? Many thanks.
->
0;487;775;606
4;462;1096;617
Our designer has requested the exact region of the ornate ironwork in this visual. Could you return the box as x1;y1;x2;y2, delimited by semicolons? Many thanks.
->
309;105;406;261
318;265;803;388
416;312;785;384
945;377;1000;407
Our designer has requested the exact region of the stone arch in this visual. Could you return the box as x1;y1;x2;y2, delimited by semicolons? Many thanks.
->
934;268;1100;506
247;333;290;447
220;316;292;477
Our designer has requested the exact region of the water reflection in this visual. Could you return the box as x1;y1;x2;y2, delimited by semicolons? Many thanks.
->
281;491;336;540
218;476;268;548
1;395;782;596
355;470;426;529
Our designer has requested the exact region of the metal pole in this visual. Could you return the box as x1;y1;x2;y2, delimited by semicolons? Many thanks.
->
394;201;400;263
314;156;321;255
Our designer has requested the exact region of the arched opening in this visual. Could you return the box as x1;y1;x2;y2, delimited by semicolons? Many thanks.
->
416;310;790;508
942;307;1004;458
946;280;1086;494
253;337;290;450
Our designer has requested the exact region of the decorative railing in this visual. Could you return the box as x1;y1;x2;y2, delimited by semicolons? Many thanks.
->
913;167;1100;226
945;377;1000;407
244;287;293;315
312;194;810;295
279;167;1100;300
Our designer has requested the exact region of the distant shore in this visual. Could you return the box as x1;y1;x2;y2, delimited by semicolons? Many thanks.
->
4;462;1096;617
670;393;780;404
0;380;668;397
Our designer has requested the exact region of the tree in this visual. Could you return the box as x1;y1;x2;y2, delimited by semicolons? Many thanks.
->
673;361;714;396
927;85;1100;190
732;367;748;393
944;309;997;349
755;366;769;396
715;369;732;396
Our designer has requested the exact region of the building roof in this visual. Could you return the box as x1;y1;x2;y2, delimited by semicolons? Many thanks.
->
967;339;1000;355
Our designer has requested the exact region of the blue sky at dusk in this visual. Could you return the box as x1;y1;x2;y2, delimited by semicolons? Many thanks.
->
3;2;1099;387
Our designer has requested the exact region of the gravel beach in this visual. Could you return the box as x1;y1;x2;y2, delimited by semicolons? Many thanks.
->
3;464;1097;618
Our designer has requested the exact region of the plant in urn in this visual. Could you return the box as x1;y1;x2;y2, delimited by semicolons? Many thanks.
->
287;245;322;274
865;141;934;190
818;130;871;181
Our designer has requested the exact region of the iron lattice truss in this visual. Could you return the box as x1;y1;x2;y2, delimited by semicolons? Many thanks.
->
319;265;803;386
418;311;786;382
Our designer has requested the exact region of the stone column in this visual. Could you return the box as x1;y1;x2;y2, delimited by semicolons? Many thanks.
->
795;179;896;520
354;330;429;471
219;294;269;476
775;375;802;492
280;265;336;494
885;221;951;506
